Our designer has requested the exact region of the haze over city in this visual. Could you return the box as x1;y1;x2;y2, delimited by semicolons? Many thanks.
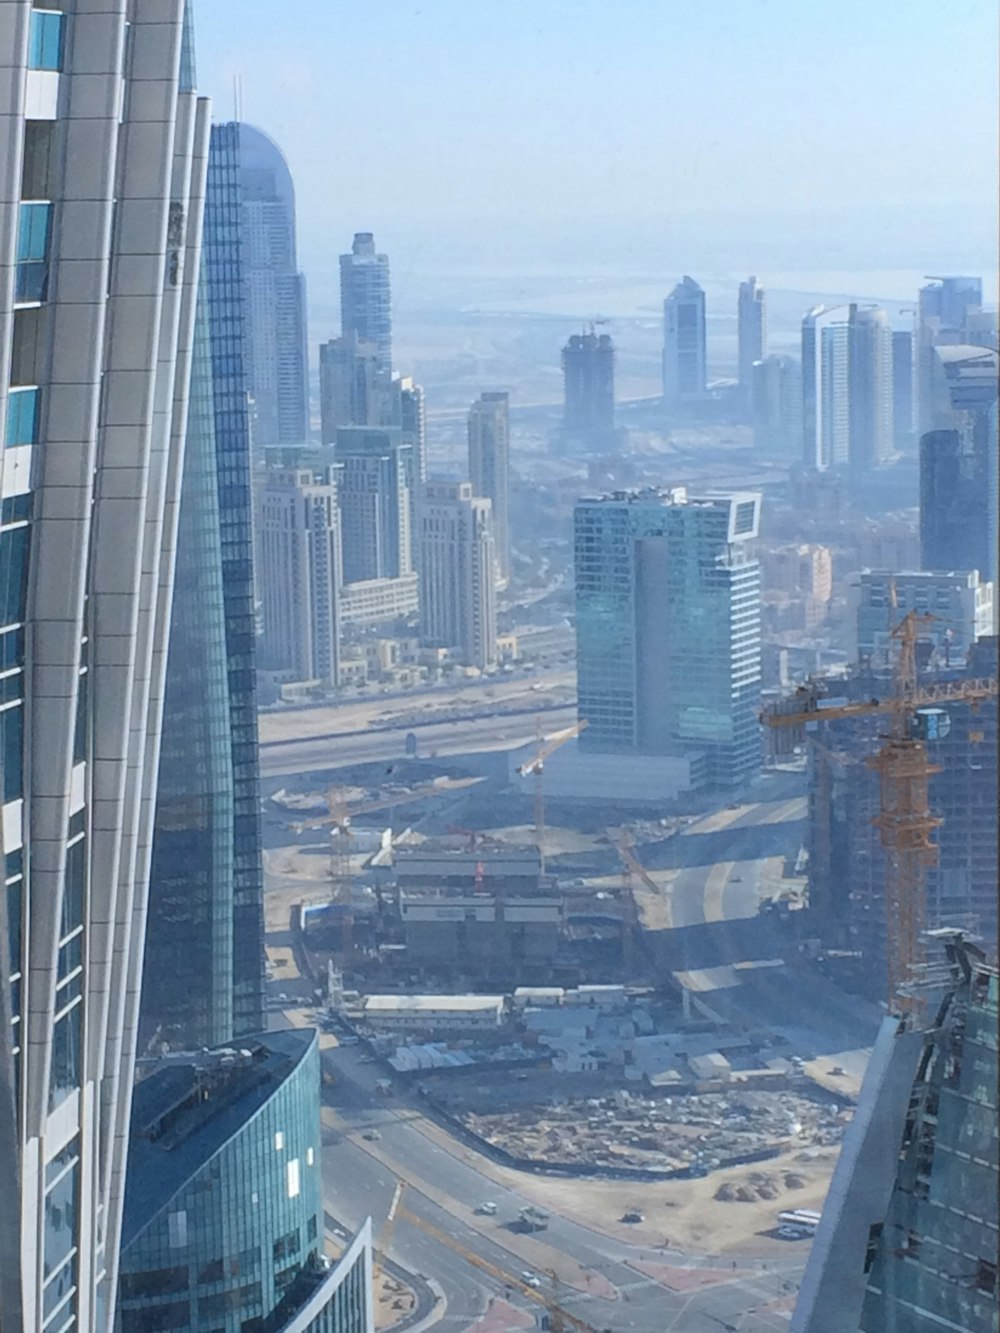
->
0;5;996;1333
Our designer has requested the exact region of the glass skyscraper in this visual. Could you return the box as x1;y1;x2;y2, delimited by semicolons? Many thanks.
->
0;3;207;1326
792;933;998;1333
575;488;762;788
141;126;266;1051
119;1030;373;1333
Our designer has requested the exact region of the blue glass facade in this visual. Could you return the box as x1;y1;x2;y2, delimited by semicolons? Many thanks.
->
118;1031;372;1333
859;946;998;1332
575;490;762;787
142;122;265;1048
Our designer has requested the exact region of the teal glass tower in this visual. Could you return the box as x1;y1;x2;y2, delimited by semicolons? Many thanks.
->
574;488;762;788
141;122;266;1049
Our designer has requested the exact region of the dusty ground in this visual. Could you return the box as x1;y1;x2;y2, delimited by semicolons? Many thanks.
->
406;1111;839;1258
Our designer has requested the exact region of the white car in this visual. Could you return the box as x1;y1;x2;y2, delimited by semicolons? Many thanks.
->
476;1201;498;1216
778;1225;808;1240
521;1272;541;1289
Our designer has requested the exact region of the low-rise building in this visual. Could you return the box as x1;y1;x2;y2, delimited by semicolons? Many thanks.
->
360;994;506;1031
399;895;563;971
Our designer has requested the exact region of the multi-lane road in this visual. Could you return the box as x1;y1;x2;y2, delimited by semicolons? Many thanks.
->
320;1042;805;1333
259;675;579;780
635;780;881;1061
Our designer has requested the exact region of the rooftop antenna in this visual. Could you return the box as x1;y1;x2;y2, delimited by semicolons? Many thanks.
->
233;74;244;123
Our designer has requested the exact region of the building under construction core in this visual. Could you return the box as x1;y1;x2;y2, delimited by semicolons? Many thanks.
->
398;894;564;976
805;641;998;997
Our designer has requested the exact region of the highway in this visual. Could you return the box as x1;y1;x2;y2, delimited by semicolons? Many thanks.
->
320;1043;805;1333
259;705;579;778
635;775;881;1061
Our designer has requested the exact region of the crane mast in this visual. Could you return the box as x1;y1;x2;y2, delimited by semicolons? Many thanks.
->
762;611;996;1013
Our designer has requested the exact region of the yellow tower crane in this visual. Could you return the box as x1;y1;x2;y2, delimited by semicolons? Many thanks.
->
518;720;589;873
761;611;996;1012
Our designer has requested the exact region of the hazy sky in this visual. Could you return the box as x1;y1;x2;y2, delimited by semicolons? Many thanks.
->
194;1;999;284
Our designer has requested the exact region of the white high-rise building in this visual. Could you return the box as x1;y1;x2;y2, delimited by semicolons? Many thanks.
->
420;482;498;670
847;303;894;471
738;276;766;400
803;303;895;473
335;427;412;584
258;468;341;684
0;4;207;1327
802;305;851;470
468;391;511;590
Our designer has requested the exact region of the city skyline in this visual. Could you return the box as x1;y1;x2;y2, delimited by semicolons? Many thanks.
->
0;3;995;1331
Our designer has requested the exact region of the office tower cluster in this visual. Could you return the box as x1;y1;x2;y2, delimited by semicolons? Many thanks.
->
0;7;371;1330
252;229;510;687
574;489;762;793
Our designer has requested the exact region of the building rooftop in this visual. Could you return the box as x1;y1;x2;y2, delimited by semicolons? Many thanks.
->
363;994;505;1013
122;1029;316;1248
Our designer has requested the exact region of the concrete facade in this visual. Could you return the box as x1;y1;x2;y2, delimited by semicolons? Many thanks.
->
258;468;341;684
0;3;207;1326
419;481;497;670
561;331;615;449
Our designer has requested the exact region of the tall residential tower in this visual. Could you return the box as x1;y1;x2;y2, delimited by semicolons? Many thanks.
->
561;330;616;450
738;276;766;405
420;482;498;670
340;232;391;374
0;4;207;1326
468;391;512;589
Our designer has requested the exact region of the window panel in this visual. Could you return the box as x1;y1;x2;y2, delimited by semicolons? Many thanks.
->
0;525;30;628
48;1003;82;1111
28;11;64;71
43;1158;77;1278
5;387;39;447
1;704;23;802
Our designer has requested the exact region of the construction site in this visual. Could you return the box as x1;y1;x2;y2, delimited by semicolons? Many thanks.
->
262;616;996;1258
